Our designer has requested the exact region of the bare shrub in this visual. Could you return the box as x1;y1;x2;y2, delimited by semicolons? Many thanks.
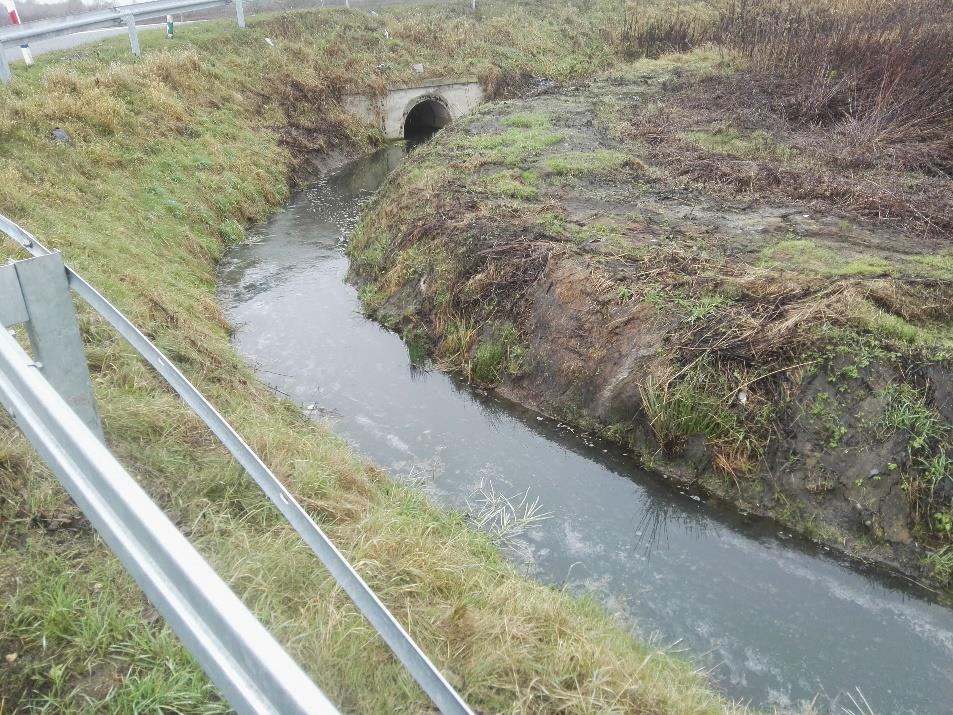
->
618;0;721;58
718;0;953;174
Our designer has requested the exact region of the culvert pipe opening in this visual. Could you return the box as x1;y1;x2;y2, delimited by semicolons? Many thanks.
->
403;98;451;139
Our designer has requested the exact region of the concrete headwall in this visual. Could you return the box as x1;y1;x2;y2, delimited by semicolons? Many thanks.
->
343;78;484;139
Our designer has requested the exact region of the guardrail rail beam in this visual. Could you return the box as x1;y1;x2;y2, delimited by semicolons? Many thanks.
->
0;215;474;715
0;0;250;83
0;291;339;715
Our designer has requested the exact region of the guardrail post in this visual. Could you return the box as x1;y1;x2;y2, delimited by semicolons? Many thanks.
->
0;326;340;715
0;213;476;715
0;42;11;85
234;0;245;28
124;14;140;56
0;253;104;440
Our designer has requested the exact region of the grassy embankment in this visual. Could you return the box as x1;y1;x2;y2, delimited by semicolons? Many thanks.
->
349;0;953;587
0;3;748;713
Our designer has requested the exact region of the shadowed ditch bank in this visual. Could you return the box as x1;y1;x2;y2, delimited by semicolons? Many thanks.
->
347;53;953;592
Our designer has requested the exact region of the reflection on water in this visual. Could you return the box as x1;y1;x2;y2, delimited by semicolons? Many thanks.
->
218;144;953;713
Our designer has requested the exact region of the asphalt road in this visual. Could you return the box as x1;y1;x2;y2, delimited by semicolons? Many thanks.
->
3;20;202;65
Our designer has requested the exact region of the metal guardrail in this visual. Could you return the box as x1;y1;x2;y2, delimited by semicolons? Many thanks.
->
0;0;248;83
0;290;339;715
0;214;474;715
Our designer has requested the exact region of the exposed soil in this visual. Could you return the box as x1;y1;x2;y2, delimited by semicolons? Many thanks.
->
348;55;953;590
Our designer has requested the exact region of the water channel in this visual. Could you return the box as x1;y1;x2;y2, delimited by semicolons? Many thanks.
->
218;142;953;713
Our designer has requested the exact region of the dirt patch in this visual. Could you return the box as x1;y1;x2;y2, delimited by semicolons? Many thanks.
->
348;56;953;590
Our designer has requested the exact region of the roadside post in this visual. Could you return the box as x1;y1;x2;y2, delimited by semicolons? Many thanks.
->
3;0;33;65
124;13;140;56
0;42;10;84
1;0;256;85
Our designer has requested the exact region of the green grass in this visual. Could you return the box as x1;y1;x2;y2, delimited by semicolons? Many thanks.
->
915;251;953;279
453;125;565;166
0;2;744;713
924;546;953;586
545;149;630;176
759;239;894;277
477;169;540;200
682;125;797;161
878;383;947;454
638;359;775;473
471;322;526;382
502;111;552;128
856;304;953;352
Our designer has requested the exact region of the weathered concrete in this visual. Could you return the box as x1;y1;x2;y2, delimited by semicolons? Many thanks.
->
343;77;483;139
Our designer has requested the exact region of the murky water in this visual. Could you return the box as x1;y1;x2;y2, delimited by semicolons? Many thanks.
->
218;144;953;713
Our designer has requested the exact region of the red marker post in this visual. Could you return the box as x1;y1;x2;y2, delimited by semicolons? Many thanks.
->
3;0;33;65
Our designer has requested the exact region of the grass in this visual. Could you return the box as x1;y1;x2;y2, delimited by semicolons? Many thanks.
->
456;125;565;166
924;546;953;587
878;383;953;539
682;126;797;162
502;111;552;129
470;322;526;383
759;239;894;278
545;149;631;176
477;169;540;200
638;359;775;476
0;2;745;713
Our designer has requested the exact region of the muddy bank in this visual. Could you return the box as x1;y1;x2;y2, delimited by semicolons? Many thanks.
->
347;54;953;590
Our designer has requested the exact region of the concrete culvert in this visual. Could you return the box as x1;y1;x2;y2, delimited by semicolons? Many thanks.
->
403;98;452;139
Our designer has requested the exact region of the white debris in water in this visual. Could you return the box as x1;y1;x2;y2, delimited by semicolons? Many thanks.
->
385;434;410;452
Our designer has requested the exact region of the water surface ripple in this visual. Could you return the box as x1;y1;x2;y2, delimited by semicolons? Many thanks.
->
218;144;953;713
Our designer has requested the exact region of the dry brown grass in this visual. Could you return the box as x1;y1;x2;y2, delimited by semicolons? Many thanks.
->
719;0;953;175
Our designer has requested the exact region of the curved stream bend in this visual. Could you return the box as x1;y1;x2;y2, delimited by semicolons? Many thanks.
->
218;144;953;713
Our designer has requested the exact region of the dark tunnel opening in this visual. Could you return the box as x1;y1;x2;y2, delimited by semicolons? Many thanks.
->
403;98;452;140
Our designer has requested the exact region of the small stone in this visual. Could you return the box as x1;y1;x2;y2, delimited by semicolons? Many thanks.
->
4;653;16;664
868;468;880;477
51;127;72;144
737;390;748;405
264;37;275;47
412;63;424;74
